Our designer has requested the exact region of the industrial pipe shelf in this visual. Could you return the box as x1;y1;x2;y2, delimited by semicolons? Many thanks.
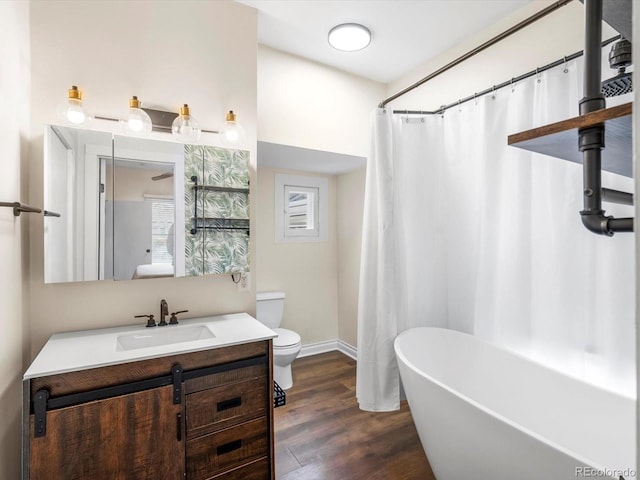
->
507;102;632;178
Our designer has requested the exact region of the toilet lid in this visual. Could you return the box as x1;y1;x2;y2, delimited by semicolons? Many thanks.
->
273;328;300;347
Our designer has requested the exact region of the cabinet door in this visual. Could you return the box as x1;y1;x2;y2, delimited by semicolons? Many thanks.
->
29;385;184;480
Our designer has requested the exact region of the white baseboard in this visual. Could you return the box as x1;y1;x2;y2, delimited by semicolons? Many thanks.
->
298;340;337;358
337;340;357;360
298;339;357;360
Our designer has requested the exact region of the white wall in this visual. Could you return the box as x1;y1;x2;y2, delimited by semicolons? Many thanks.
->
258;44;385;157
0;2;30;478
256;167;339;345
257;45;384;350
385;1;615;110
29;0;258;353
634;0;640;474
337;167;366;348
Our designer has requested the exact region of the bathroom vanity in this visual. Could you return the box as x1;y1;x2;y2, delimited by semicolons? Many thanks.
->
22;313;276;480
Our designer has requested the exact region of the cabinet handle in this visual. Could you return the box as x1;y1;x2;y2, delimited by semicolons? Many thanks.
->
217;439;242;456
177;413;182;441
217;396;242;412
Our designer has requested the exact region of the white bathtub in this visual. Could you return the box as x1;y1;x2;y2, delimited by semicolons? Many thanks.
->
394;327;636;480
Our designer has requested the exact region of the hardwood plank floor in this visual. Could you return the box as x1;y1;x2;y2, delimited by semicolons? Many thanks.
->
274;351;436;480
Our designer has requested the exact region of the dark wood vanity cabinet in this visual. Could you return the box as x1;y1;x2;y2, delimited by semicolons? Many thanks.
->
24;341;275;480
29;385;185;480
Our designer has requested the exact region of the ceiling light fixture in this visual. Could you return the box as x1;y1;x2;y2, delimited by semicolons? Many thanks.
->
328;23;371;52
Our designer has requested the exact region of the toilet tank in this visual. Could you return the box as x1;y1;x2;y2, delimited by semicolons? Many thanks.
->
256;291;285;329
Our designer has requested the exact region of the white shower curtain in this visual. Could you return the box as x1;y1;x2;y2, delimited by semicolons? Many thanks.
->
356;58;635;412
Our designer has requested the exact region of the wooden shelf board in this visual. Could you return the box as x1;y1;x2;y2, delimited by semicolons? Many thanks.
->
507;102;632;178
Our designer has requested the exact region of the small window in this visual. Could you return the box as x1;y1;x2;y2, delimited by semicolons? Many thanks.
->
284;185;319;236
275;174;328;243
149;198;175;264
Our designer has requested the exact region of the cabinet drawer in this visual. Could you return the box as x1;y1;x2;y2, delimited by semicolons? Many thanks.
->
186;378;267;438
186;417;268;480
209;457;269;480
186;363;267;394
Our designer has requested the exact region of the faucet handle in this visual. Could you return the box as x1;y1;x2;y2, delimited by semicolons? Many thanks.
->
169;310;188;325
135;314;156;328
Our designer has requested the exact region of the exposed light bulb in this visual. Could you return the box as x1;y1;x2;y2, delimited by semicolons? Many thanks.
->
220;110;245;147
128;117;144;131
57;86;89;125
66;101;86;124
121;96;152;136
171;104;201;142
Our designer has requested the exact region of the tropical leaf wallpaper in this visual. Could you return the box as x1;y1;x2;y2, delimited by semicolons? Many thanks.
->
184;145;250;276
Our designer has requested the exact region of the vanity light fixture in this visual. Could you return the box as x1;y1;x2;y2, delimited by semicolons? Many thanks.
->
220;110;246;147
171;104;201;142
328;23;371;52
121;96;152;136
57;85;89;125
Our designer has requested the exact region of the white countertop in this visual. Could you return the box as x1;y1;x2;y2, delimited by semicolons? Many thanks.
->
24;312;277;380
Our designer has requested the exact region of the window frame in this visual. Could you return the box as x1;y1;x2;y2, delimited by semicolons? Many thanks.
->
274;173;328;243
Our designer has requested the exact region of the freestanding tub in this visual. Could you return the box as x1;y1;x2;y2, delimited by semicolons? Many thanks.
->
394;327;636;480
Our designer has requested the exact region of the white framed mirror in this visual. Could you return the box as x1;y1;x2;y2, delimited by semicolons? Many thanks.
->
43;125;250;284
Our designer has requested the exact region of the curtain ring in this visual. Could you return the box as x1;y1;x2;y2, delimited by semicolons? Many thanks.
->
510;78;515;93
563;56;569;73
458;99;462;112
474;93;478;105
439;104;445;118
536;67;542;84
491;85;496;99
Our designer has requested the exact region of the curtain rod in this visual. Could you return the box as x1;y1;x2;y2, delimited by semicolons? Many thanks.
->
392;34;621;116
379;0;575;108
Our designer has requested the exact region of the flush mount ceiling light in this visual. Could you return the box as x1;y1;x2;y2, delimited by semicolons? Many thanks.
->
328;23;371;52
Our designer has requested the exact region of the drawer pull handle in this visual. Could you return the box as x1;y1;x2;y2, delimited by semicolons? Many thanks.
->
217;396;242;412
217;439;242;456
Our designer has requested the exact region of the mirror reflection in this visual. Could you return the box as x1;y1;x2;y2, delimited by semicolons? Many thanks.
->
44;125;250;284
44;125;112;283
110;135;185;280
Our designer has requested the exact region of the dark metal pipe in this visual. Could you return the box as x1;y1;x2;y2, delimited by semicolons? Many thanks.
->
578;0;633;235
608;217;634;232
579;0;606;114
601;188;633;206
579;0;609;235
580;129;605;212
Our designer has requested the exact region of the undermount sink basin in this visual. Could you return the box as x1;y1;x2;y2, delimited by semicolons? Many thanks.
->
116;325;215;351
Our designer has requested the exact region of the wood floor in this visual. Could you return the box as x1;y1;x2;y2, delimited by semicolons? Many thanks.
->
274;351;436;480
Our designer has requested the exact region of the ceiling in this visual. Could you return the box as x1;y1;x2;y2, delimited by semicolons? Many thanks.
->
237;0;544;84
258;142;366;175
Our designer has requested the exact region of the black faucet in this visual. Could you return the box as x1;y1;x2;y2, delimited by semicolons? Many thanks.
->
159;299;169;326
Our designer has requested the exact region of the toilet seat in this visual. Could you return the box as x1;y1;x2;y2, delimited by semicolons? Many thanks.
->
273;328;301;348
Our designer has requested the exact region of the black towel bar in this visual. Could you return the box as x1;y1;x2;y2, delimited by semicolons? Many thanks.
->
0;202;60;218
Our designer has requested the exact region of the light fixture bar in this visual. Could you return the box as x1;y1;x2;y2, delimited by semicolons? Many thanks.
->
142;108;178;132
94;110;218;134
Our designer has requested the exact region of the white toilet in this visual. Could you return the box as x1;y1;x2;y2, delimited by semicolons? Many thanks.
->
256;291;301;390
